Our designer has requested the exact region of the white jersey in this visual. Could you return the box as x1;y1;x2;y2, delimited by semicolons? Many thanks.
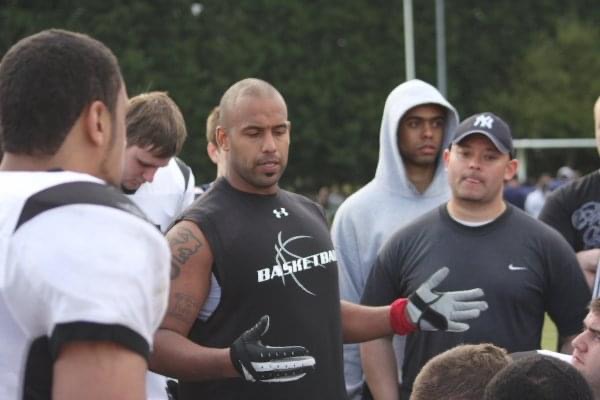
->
0;171;170;399
128;157;195;233
511;349;573;364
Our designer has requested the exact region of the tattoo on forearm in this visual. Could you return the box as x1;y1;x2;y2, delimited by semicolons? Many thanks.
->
168;293;200;324
168;227;203;280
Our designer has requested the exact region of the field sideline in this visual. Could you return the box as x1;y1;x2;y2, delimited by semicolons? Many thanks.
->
541;314;558;351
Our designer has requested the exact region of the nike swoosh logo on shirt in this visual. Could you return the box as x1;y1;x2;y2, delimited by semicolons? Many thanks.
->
508;264;527;271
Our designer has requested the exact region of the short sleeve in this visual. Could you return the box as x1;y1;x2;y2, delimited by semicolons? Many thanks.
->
8;204;170;360
539;189;576;249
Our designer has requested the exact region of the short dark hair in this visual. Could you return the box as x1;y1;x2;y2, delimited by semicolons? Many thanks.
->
483;355;593;400
218;78;284;129
0;29;123;155
126;91;187;158
411;343;510;400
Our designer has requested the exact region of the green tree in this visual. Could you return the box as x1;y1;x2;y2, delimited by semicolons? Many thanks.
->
1;1;599;191
485;16;600;178
488;16;600;139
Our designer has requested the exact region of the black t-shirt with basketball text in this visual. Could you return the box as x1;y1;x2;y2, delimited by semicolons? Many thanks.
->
177;178;347;400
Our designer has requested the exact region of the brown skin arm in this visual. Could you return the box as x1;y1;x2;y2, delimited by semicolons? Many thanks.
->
149;220;237;380
53;341;147;400
341;300;397;343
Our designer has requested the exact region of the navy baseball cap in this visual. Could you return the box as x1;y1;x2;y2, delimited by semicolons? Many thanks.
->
450;112;514;156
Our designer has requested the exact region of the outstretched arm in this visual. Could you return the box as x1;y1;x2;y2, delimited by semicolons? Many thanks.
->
341;300;395;343
351;267;487;400
342;267;488;342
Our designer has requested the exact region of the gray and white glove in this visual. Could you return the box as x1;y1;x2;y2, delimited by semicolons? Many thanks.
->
407;267;488;332
230;315;316;383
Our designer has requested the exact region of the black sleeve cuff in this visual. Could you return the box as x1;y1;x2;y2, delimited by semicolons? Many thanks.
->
49;322;150;361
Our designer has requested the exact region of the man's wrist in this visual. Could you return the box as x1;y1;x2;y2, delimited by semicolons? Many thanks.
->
389;298;417;335
226;347;242;378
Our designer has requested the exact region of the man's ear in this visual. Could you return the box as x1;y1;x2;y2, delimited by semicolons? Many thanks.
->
216;126;230;151
443;148;451;168
84;100;111;147
207;142;220;164
504;158;519;181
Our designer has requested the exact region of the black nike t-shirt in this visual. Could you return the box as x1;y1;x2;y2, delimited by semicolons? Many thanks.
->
362;203;590;398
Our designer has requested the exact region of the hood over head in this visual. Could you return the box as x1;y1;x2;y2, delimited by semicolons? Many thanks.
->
374;79;459;195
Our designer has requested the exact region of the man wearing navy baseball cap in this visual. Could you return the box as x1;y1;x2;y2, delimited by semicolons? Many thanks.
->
360;112;590;399
449;112;514;157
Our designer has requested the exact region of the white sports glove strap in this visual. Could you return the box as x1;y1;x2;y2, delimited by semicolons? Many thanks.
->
407;267;488;332
230;315;316;383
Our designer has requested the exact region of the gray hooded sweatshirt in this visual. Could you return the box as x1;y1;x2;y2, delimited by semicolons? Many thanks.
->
331;79;458;399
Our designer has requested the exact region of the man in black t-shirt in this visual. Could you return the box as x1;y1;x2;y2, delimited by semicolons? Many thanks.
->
149;78;488;400
540;96;600;290
361;112;590;399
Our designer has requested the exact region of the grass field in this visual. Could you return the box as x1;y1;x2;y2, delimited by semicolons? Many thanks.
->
541;314;559;350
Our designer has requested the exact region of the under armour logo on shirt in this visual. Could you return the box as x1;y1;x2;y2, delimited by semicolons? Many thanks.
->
474;115;494;129
273;208;289;218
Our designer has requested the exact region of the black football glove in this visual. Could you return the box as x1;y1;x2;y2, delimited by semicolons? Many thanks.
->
230;315;316;383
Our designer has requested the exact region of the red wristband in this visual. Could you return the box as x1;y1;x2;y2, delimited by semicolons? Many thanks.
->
390;298;417;335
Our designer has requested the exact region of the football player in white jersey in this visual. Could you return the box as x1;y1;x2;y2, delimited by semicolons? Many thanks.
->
0;29;171;399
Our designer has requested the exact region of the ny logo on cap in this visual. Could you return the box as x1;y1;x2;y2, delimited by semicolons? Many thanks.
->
273;208;289;218
473;115;494;129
